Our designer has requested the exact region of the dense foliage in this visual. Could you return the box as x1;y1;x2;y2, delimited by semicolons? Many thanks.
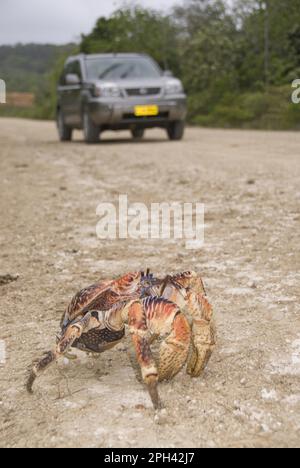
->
1;0;300;128
0;43;76;118
0;44;74;92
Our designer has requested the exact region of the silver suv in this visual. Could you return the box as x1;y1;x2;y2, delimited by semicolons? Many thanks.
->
56;53;187;143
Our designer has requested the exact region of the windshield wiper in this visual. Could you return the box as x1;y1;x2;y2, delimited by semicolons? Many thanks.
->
98;63;123;79
120;65;135;79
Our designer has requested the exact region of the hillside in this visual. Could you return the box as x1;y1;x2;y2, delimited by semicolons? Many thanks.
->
0;43;75;93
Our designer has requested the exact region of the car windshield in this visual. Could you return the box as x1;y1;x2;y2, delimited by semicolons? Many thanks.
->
85;57;162;80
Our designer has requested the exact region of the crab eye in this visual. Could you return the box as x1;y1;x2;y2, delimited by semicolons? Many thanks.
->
183;271;192;278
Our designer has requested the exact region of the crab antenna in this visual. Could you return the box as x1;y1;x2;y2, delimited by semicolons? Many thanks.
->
146;268;150;277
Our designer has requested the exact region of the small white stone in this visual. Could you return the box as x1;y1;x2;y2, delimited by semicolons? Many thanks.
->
261;388;277;401
154;408;168;425
260;424;270;433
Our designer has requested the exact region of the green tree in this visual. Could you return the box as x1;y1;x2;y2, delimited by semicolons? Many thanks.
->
233;0;300;87
80;6;180;74
173;0;239;121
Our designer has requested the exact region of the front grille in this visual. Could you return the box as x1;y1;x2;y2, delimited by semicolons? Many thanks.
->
125;87;161;96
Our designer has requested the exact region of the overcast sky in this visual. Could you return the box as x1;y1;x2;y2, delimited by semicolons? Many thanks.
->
0;0;179;45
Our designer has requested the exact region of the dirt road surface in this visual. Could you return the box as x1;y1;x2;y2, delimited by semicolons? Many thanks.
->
0;118;299;448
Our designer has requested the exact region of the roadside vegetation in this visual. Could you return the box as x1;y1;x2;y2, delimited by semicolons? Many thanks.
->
1;0;300;129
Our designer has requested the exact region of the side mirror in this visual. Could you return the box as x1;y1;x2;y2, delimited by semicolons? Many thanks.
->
65;73;80;85
163;70;173;77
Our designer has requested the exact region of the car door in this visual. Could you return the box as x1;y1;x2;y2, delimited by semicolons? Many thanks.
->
57;61;73;125
58;60;82;127
67;60;83;128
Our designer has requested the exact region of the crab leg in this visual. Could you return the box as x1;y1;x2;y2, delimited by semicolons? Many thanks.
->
131;333;162;409
158;271;215;377
127;301;162;409
186;291;216;377
127;298;191;408
26;312;98;393
158;312;191;381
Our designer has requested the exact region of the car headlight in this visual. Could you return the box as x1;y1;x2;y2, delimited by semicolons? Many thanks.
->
92;83;121;98
165;80;184;95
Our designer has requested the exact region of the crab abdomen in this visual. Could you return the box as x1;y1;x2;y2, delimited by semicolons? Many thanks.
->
72;326;125;353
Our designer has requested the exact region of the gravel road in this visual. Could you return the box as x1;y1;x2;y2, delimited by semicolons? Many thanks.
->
0;118;299;448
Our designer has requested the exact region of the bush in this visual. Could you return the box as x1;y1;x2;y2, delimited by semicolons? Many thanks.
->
188;86;300;130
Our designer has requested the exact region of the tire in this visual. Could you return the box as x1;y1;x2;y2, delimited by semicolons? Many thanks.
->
131;128;145;140
83;111;100;143
57;109;72;142
167;120;185;141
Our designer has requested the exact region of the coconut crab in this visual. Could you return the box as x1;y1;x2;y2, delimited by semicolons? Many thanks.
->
26;270;216;409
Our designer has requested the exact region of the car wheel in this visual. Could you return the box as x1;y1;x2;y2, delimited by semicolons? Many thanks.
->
83;111;100;143
167;120;185;141
131;128;145;140
57;109;72;141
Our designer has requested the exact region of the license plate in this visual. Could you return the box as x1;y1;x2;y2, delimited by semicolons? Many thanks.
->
134;105;159;117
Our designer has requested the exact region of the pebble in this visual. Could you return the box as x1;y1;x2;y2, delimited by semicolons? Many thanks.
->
0;274;19;286
154;408;168;425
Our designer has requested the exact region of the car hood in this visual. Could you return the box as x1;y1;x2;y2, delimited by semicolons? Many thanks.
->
94;77;181;89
